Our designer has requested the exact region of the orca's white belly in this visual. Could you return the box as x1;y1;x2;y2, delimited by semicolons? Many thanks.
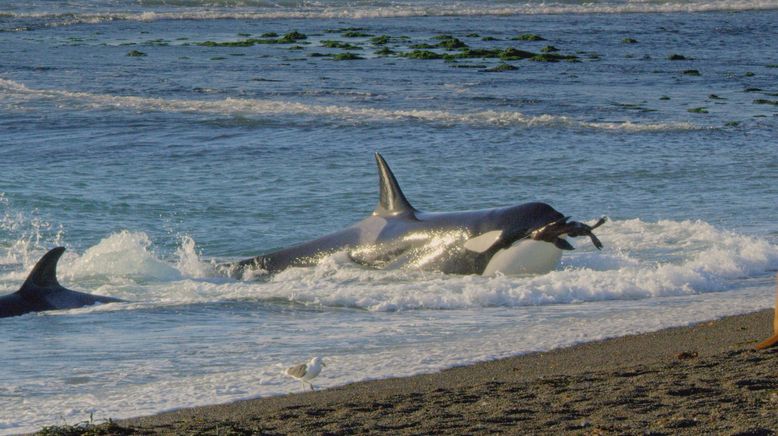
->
482;239;563;276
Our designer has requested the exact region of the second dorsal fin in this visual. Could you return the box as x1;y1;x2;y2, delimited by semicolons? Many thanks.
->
19;247;65;293
373;153;416;217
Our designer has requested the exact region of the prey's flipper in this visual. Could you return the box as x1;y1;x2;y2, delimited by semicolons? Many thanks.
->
530;216;606;250
585;217;607;249
564;217;607;250
554;238;575;251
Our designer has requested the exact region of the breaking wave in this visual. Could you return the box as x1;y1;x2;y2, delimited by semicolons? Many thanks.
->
0;78;699;132
3;0;778;31
1;218;776;312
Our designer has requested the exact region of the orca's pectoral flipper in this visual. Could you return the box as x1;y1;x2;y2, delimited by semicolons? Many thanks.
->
19;247;66;293
755;273;778;350
373;153;417;217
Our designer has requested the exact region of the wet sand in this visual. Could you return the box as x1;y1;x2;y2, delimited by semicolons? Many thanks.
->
107;309;778;435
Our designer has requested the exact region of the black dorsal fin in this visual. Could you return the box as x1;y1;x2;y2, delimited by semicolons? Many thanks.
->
373;152;416;217
19;247;65;292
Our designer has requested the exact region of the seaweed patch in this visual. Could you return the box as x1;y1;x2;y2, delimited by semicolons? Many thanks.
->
512;33;545;41
483;63;518;72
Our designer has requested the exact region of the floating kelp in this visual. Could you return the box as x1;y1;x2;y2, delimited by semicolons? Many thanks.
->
753;99;778;105
198;39;265;47
127;50;146;57
456;48;502;58
374;47;396;56
530;53;578;62
483;63;518;72
688;107;709;113
436;37;468;50
623;38;638;44
399;46;578;62
708;94;726;100
668;54;689;60
308;52;364;61
261;32;278;37
540;45;559;53
683;69;701;76
512;33;545;41
410;43;437;49
198;31;307;47
343;31;372;38
450;63;487;69
325;27;366;33
402;50;444;59
370;35;389;45
370;35;409;45
321;40;362;50
332;52;364;60
277;31;307;43
500;48;535;60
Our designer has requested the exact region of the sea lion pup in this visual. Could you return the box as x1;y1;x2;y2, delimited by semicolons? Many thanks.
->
755;273;778;350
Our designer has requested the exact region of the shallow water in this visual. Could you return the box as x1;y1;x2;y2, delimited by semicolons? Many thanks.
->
1;1;777;433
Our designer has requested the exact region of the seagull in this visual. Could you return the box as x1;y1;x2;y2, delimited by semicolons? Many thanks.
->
285;356;326;391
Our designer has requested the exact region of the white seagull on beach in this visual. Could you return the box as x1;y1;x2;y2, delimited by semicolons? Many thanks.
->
285;356;326;391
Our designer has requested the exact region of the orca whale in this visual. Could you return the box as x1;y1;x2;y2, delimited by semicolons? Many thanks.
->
0;247;121;318
229;153;605;278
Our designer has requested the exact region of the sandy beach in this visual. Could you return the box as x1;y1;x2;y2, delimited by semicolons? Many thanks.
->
39;308;773;435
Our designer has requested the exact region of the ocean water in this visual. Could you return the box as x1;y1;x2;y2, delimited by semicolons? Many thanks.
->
1;0;777;432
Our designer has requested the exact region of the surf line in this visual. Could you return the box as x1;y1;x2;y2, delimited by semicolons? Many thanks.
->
0;78;698;132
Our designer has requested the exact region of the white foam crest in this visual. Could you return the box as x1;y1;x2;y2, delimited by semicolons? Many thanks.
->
227;218;778;311
62;231;181;282
64;219;773;310
174;235;216;279
4;0;778;29
0;196;64;270
0;78;700;132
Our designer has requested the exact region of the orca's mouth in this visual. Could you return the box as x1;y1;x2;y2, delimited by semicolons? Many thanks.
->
529;217;607;250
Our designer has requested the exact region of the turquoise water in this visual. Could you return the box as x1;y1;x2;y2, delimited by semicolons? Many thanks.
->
1;1;777;432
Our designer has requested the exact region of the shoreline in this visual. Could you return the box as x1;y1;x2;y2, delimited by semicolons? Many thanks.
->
73;308;778;434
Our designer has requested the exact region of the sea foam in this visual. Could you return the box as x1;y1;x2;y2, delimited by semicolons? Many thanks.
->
3;218;774;312
0;78;700;132
3;0;778;31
